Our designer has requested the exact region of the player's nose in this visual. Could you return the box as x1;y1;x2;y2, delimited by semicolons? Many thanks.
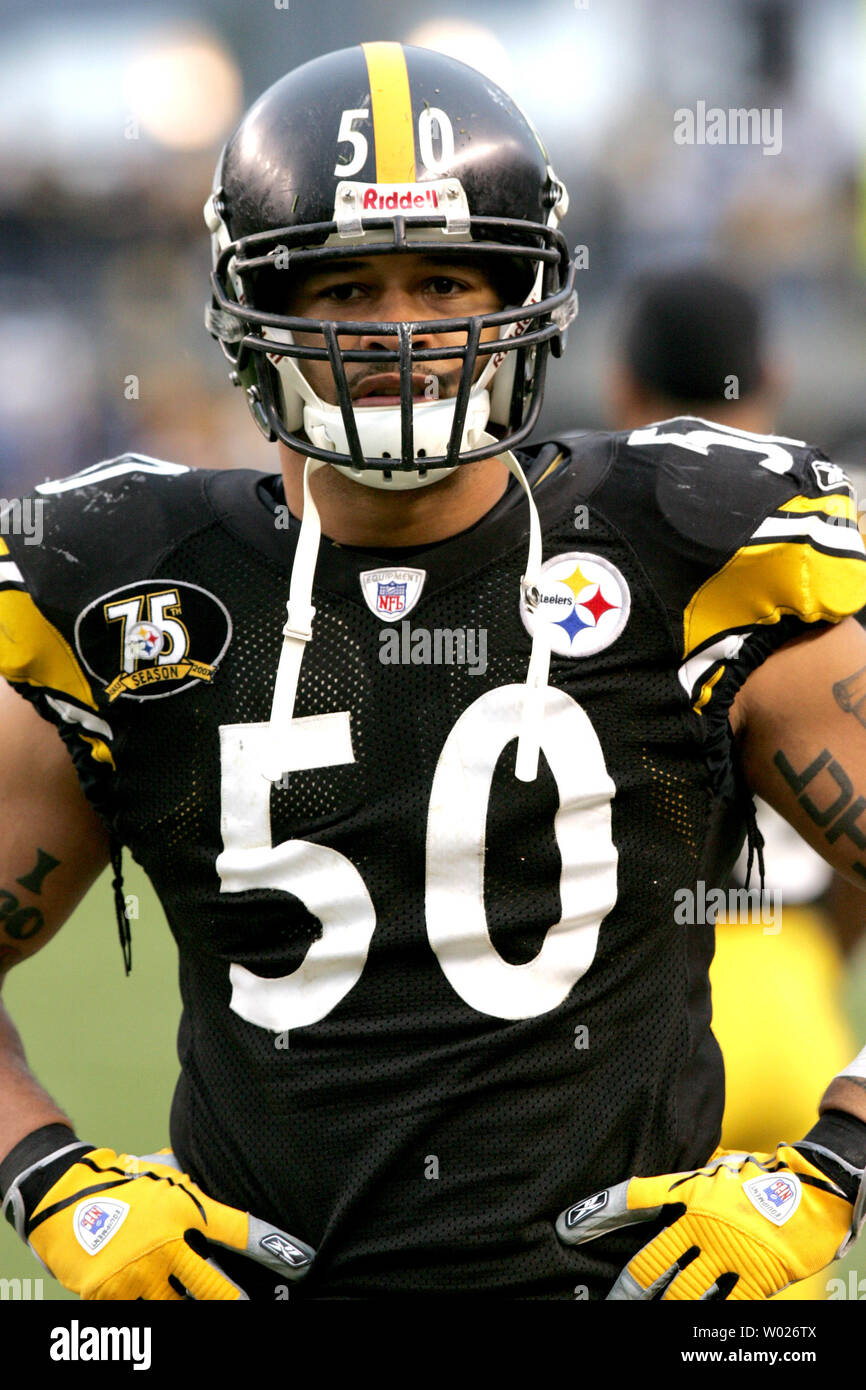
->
356;288;436;350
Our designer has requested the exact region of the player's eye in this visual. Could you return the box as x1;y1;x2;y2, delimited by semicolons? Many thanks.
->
319;282;366;302
425;276;467;296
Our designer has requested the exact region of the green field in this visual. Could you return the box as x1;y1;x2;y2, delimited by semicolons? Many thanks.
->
3;861;866;1301
0;858;180;1298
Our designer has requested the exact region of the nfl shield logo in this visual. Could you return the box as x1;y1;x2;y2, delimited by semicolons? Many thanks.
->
73;1196;130;1253
743;1171;802;1226
360;567;426;622
377;581;407;616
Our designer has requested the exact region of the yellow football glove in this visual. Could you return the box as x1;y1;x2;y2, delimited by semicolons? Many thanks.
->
555;1143;865;1300
2;1140;314;1300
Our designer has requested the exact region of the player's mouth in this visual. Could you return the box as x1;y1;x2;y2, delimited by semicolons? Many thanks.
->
352;373;437;405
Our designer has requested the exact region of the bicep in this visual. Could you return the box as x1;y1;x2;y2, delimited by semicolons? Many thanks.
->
732;616;866;886
0;676;110;979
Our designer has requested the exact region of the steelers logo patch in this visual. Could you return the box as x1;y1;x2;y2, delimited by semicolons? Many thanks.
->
519;553;630;658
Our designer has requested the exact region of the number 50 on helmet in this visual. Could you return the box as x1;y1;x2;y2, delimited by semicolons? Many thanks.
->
204;41;577;487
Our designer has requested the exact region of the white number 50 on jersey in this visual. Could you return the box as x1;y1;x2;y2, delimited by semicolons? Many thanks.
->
217;685;617;1028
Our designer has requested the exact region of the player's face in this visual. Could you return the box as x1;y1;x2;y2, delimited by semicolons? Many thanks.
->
283;251;505;406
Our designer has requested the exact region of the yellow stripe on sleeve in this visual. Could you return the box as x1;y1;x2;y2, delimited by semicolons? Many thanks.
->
362;41;416;182
778;493;857;522
684;542;866;659
0;588;97;708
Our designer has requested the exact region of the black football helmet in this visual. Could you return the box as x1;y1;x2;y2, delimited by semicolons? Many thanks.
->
205;41;576;485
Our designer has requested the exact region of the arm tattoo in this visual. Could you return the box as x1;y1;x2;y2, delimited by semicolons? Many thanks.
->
16;849;60;895
0;892;43;940
774;746;866;878
0;849;61;944
833;666;866;728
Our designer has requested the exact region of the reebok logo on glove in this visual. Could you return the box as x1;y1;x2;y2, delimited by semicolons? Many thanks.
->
258;1231;310;1267
563;1190;609;1230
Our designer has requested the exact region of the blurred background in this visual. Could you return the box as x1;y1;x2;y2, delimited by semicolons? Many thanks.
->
0;0;864;493
2;0;866;1301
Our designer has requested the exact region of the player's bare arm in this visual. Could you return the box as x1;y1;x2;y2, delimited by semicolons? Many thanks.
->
731;614;866;1126
731;615;866;893
0;674;110;1158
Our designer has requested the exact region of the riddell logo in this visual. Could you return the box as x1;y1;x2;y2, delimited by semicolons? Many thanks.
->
362;186;440;211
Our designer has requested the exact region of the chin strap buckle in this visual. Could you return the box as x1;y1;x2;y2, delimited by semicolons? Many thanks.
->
282;602;315;644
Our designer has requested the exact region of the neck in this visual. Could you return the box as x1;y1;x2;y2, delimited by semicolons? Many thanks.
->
277;443;510;547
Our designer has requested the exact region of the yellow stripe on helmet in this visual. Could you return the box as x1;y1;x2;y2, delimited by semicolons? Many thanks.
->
361;41;416;182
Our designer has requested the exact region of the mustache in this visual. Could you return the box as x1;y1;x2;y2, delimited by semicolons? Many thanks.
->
347;368;460;399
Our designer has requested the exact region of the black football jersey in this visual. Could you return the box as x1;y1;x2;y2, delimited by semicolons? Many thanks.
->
2;418;864;1298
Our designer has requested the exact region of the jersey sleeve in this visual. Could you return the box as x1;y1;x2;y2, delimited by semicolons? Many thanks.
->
615;417;866;714
0;454;193;820
0;529;119;821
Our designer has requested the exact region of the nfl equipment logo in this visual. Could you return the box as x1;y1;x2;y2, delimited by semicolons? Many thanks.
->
377;581;407;616
743;1171;801;1226
73;1196;130;1253
360;567;426;622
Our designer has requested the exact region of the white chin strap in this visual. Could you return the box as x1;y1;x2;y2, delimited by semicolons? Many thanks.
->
308;384;493;492
266;349;495;491
261;456;326;782
264;449;549;784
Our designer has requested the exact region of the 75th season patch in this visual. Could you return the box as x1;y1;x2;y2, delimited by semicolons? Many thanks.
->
75;579;232;701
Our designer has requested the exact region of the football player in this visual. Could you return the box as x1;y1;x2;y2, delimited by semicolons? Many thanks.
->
2;42;866;1302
